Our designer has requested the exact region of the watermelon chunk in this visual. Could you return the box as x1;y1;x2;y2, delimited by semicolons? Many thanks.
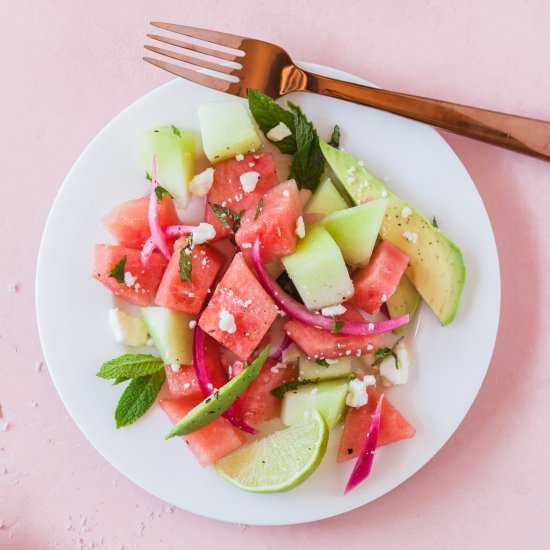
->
350;241;410;315
164;334;228;398
93;245;167;307
232;359;298;424
198;253;278;361
160;397;246;466
337;385;415;463
103;196;180;249
236;180;302;264
155;237;225;314
205;152;278;241
284;304;383;359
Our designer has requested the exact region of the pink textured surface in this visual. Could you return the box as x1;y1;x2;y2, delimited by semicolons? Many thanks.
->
1;0;549;548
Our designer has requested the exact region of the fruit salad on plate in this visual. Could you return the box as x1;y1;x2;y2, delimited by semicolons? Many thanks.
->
92;90;465;494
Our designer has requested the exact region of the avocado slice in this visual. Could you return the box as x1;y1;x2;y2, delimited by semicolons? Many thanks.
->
165;345;271;438
320;140;465;325
386;275;421;334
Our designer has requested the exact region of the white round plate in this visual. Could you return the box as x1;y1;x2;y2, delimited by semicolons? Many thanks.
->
36;62;500;525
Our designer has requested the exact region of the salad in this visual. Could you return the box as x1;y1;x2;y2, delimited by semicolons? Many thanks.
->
93;89;465;494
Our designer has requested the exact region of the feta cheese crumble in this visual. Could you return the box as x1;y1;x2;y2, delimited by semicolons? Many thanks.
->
239;171;260;193
380;339;410;386
189;167;215;197
401;206;412;218
295;216;305;238
188;320;197;329
241;242;252;249
235;153;244;161
282;190;289;197
345;375;376;408
266;122;292;142
109;308;149;346
170;364;181;373
192;222;216;245
218;309;237;334
321;304;347;317
124;272;137;287
403;231;418;243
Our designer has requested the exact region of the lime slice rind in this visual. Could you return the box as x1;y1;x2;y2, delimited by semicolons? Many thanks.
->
215;410;329;493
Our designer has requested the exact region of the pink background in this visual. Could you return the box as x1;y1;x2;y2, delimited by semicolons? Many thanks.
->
1;1;549;548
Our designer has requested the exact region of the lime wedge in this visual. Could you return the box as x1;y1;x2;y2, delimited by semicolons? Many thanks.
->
215;409;328;493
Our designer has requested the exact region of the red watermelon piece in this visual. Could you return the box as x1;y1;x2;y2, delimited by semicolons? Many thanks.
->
155;237;225;314
284;303;383;359
103;196;180;249
337;385;415;463
160;397;246;467
236;180;302;264
198;253;278;361
350;241;410;315
93;244;167;306
205;152;278;241
232;359;298;425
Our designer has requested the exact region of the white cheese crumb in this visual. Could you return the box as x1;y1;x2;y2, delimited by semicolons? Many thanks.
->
368;322;375;330
145;337;154;346
381;293;388;302
124;272;137;287
170;364;181;373
346;375;376;408
403;231;418;243
183;383;191;390
188;320;197;329
282;189;289;197
310;387;318;395
266;122;292;141
295;216;305;238
192;222;216;245
235;153;244;161
7;283;17;294
325;358;339;365
358;160;365;167
321;304;347;317
241;243;252;249
367;344;374;351
207;383;214;390
248;162;255;167
239;171;260;193
109;308;149;346
281;343;301;363
0;420;8;432
401;206;412;218
218;309;237;334
189;167;215;197
380;340;410;386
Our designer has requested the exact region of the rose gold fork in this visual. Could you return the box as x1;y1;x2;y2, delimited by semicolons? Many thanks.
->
144;22;550;161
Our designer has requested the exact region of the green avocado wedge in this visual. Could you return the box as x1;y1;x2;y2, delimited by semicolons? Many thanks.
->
386;275;421;334
320;140;465;325
165;345;271;439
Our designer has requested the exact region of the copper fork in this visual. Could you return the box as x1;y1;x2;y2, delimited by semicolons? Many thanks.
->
144;22;550;161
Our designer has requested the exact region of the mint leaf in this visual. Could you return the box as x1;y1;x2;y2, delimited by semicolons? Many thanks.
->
254;198;264;221
288;102;325;191
179;238;193;282
171;125;182;138
432;216;439;228
208;202;245;241
115;369;166;428
109;256;127;284
271;379;318;399
315;359;329;367
154;185;173;203
208;202;232;231
329;125;341;148
247;89;296;154
372;337;404;369
112;376;130;386
96;354;163;379
145;171;152;182
333;316;345;333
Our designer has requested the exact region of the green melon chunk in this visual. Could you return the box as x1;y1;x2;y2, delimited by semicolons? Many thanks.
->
304;176;348;217
165;346;270;438
322;199;388;267
320;140;465;326
298;356;352;381
141;307;195;365
281;378;349;428
281;225;354;310
387;275;421;334
140;125;195;206
198;100;262;163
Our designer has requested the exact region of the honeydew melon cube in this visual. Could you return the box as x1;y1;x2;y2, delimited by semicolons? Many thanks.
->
304;176;348;217
198;100;262;163
322;198;388;267
140;125;195;207
298;355;352;381
281;225;354;310
141;307;196;365
281;378;349;428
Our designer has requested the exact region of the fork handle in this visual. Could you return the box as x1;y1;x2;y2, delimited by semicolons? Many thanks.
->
301;70;550;161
